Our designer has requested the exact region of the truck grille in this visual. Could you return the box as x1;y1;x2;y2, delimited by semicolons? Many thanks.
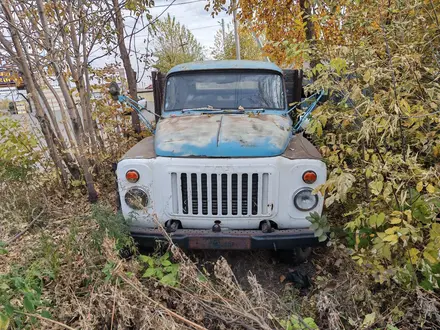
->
170;172;271;216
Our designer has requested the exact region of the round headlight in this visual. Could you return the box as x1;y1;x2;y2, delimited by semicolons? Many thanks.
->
125;188;149;209
293;188;318;211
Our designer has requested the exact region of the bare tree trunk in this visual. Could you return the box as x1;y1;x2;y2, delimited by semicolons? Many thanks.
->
1;0;68;186
65;1;98;155
40;74;77;149
34;82;82;180
35;0;98;202
17;27;82;181
111;0;141;135
299;0;318;69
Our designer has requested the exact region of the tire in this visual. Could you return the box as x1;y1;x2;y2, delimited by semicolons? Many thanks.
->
277;247;312;264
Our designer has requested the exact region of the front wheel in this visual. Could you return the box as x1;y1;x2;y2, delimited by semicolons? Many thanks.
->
277;247;312;264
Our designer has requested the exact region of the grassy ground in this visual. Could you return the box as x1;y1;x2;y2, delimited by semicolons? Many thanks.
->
1;171;439;330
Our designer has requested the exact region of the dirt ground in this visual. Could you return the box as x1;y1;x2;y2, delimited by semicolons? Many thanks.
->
190;248;322;295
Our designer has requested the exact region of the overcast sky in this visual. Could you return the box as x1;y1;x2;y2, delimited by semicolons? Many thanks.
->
97;0;234;87
149;0;232;51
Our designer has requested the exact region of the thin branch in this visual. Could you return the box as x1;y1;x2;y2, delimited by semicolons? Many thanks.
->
118;273;207;330
14;311;76;330
5;208;45;246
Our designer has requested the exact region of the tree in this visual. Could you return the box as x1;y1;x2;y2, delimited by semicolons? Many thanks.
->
152;14;204;73
106;0;154;135
0;0;163;201
211;25;263;61
206;0;336;67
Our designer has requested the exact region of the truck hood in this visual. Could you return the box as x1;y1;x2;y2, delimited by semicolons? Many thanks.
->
155;114;292;157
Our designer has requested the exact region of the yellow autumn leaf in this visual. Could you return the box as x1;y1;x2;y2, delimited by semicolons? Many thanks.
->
385;226;399;235
408;248;420;264
404;210;413;222
0;316;9;330
416;181;423;192
426;184;435;194
390;217;402;224
384;234;399;244
423;249;438;264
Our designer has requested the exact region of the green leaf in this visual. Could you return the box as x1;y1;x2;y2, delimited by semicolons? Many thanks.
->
0;313;10;330
139;255;154;267
376;213;385;227
386;325;399;330
303;317;318;329
362;312;376;328
314;228;324;237
156;269;164;279
161;259;172;267
160;273;178;286
142;267;156;278
41;311;52;319
197;273;208;282
23;295;35;312
369;181;383;196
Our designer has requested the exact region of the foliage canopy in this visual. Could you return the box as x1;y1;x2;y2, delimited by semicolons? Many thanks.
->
152;14;204;72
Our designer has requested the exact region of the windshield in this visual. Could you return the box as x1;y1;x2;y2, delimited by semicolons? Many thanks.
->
164;71;285;111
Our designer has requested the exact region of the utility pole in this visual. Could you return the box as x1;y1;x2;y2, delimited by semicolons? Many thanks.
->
232;0;241;60
221;18;226;55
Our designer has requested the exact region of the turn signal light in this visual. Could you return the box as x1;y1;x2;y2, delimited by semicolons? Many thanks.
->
302;171;317;184
126;170;139;183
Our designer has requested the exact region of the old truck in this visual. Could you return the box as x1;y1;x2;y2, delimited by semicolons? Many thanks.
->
114;60;326;262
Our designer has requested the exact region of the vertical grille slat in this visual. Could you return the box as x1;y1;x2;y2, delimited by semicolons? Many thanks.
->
207;174;212;215
171;173;178;213
242;173;249;215
247;174;252;215
252;173;258;215
212;174;218;215
187;173;193;215
201;174;208;215
231;174;238;215
262;173;269;215
181;173;188;214
237;174;242;215
221;174;228;215
257;173;263;215
174;171;271;217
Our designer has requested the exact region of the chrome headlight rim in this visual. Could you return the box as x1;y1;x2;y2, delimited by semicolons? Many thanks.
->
293;187;319;211
124;187;150;210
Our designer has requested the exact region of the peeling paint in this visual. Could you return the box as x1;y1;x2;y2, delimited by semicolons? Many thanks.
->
167;60;283;76
155;114;292;157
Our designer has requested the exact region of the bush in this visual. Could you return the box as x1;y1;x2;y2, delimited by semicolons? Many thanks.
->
294;0;440;290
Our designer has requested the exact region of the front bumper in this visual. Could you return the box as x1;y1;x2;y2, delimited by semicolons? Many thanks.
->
130;227;324;250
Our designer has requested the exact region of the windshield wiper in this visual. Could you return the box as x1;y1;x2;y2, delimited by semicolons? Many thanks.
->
201;109;245;114
181;107;222;112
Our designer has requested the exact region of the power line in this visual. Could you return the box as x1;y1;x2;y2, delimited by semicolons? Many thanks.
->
190;24;219;31
153;0;204;8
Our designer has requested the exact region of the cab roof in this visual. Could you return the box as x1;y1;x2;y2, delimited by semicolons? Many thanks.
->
167;60;283;75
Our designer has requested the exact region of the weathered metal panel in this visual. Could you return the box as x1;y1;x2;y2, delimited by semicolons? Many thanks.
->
121;136;156;160
167;60;283;76
154;114;292;157
281;133;322;160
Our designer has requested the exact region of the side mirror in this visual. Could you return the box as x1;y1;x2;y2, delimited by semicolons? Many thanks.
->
109;81;120;101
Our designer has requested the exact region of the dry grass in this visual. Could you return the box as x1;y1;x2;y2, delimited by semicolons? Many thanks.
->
1;175;439;330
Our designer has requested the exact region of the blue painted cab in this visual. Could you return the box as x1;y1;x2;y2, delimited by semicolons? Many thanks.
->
154;60;292;158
